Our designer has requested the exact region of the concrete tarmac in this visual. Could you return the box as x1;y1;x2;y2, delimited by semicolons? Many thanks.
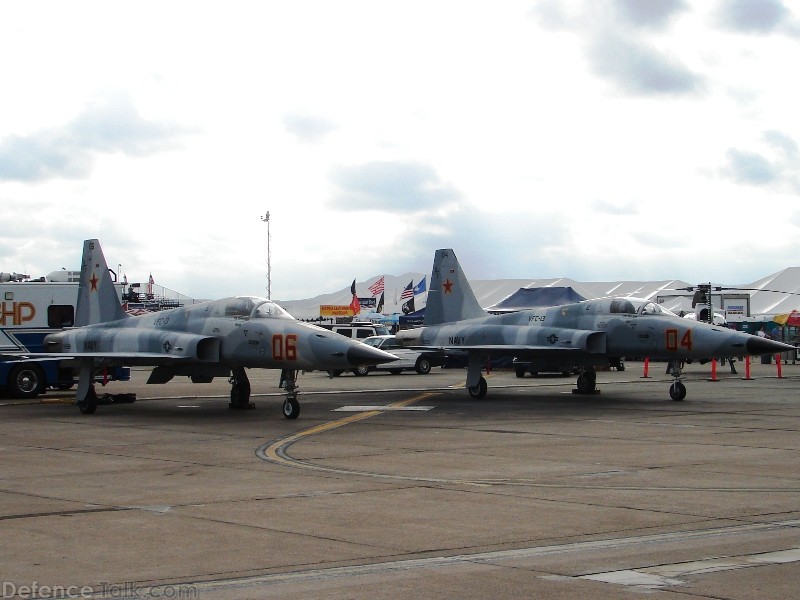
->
1;360;799;599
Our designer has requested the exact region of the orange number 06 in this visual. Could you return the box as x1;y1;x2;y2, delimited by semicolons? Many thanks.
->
272;334;298;360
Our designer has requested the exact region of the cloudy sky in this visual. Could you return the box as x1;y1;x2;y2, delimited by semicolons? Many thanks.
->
2;1;799;302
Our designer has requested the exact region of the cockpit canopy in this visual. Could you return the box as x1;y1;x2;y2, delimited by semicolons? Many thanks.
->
602;297;677;317
220;296;294;320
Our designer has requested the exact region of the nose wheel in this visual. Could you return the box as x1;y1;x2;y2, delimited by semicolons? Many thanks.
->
668;362;687;401
283;397;300;419
280;369;300;419
669;380;687;401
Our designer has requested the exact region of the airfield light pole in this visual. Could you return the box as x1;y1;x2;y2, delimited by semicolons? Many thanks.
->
261;211;271;300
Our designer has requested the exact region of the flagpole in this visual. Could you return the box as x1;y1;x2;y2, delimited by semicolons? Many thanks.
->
261;211;271;300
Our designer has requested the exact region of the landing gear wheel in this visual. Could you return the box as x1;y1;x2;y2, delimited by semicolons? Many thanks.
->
669;381;686;401
229;368;254;409
229;388;255;409
576;370;597;394
78;387;98;414
415;357;432;375
8;364;45;399
352;366;370;376
283;397;300;419
468;376;488;399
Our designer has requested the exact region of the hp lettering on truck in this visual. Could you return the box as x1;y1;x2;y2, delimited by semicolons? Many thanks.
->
0;269;130;399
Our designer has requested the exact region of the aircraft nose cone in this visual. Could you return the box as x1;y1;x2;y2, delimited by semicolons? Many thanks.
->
346;344;398;366
746;336;794;355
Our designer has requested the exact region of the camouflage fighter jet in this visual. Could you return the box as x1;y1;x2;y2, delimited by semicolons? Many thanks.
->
18;239;397;418
396;249;793;401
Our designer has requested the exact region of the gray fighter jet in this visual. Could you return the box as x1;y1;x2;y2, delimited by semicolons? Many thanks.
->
396;249;793;401
22;239;397;418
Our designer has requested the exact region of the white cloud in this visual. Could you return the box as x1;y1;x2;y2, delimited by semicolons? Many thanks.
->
0;93;188;181
715;0;793;34
328;161;461;212
283;113;337;143
1;1;799;304
587;34;705;96
613;0;690;29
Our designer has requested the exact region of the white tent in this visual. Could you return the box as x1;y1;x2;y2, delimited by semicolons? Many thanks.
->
278;267;800;322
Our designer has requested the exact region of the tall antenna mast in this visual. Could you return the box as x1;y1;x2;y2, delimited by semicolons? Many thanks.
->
261;211;271;299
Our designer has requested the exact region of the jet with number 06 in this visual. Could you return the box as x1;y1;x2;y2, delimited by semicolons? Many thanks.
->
3;239;397;418
396;249;794;401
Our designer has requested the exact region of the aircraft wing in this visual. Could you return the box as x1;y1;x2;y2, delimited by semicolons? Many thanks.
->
408;345;586;355
0;351;193;361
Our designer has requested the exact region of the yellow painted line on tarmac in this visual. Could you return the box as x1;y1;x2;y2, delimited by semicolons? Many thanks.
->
0;398;72;406
257;384;800;490
257;393;437;471
39;398;75;405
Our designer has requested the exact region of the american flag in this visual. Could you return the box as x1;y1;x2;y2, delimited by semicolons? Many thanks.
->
400;280;413;301
368;275;384;296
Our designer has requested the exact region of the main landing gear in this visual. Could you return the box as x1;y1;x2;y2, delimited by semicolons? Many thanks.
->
468;366;600;398
76;386;136;414
466;353;488;399
78;385;98;414
229;367;299;418
467;376;488;399
573;367;598;395
75;360;135;414
229;367;254;410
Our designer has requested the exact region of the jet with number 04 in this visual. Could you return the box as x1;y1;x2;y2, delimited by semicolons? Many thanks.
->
396;249;793;401
3;239;397;418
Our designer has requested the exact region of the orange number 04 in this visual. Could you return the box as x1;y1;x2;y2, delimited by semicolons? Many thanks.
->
665;329;692;352
272;334;298;360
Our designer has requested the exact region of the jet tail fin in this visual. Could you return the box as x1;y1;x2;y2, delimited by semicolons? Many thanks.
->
75;239;128;326
424;249;487;325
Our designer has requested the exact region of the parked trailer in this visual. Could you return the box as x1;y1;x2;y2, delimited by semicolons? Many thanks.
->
1;279;130;399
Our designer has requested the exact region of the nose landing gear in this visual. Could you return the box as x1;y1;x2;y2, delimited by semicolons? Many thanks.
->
280;369;300;419
666;360;687;401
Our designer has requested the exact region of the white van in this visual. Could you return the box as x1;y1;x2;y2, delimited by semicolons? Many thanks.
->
318;322;390;340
